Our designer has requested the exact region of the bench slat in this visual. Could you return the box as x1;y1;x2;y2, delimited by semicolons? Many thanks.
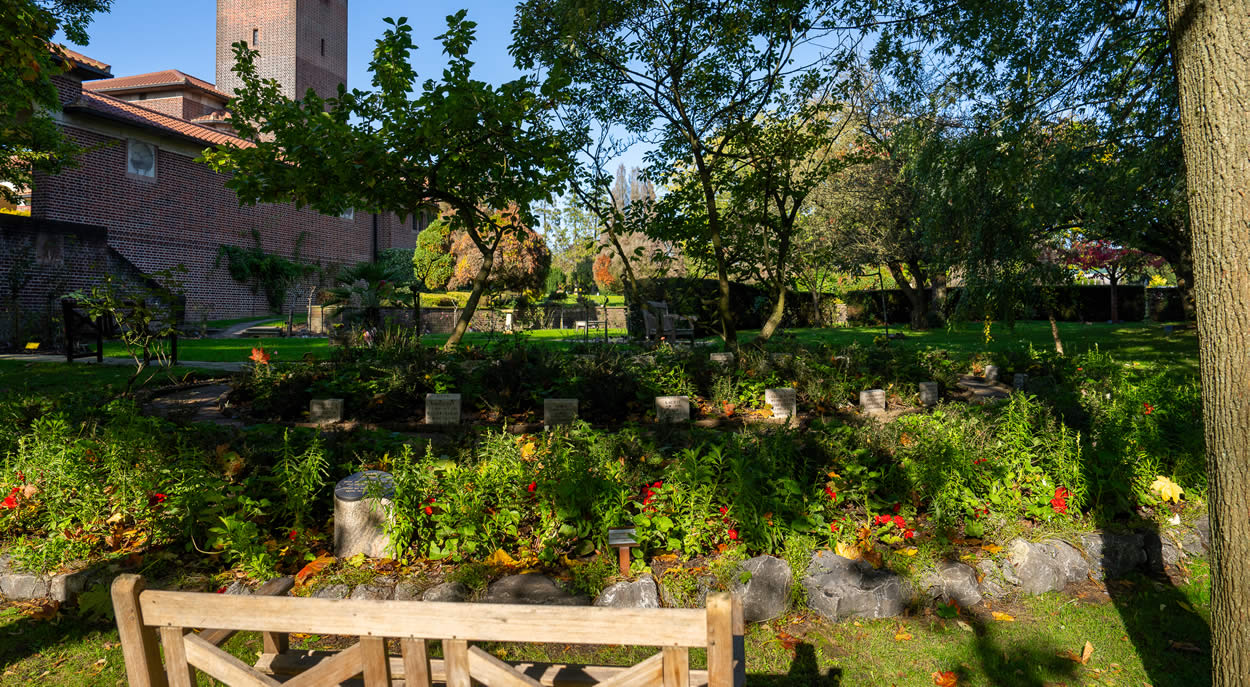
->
140;592;709;646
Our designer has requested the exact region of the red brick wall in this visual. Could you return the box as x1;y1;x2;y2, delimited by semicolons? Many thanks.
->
295;0;348;99
126;95;219;121
217;0;347;101
30;125;415;320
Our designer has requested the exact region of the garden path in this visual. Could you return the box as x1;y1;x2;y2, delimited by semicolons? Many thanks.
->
0;353;243;372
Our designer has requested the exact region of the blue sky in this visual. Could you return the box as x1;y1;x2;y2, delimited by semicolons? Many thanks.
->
60;0;529;93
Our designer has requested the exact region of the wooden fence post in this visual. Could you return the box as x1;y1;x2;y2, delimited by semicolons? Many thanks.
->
112;574;168;687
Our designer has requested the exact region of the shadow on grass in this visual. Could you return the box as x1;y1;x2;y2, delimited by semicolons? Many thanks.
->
748;642;842;685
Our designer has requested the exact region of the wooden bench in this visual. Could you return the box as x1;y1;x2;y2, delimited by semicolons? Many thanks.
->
112;574;745;687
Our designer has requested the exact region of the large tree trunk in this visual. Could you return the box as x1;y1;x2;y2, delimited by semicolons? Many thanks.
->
887;261;930;330
1166;2;1250;684
1048;309;1065;356
756;218;795;343
1108;273;1120;322
695;165;736;348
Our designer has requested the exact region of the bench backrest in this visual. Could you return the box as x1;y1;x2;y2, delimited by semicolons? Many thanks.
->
112;574;745;687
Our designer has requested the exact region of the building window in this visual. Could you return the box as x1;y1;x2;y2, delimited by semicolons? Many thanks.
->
127;139;157;178
320;38;325;57
340;208;355;220
413;206;436;232
252;28;259;46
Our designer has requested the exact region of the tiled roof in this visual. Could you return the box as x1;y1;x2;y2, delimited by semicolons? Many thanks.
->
65;90;253;149
191;109;232;123
85;70;229;101
50;44;112;77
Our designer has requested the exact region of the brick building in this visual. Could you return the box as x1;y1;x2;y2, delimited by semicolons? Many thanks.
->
24;0;421;322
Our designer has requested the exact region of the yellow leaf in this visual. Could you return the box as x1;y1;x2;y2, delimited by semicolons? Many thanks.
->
991;612;1015;622
894;630;913;641
981;544;1003;554
835;541;861;560
1150;476;1183;503
521;442;537;459
484;549;516;568
898;547;918;557
106;512;124;525
932;670;959;687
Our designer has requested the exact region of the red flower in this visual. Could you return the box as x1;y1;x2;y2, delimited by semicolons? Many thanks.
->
824;486;837;500
1054;487;1071;500
249;347;271;365
216;587;227;594
148;492;167;508
719;506;728;515
903;530;915;539
527;481;537;493
893;515;907;530
424;505;434;515
1;486;19;509
874;514;891;525
892;503;900;513
727;528;739;540
653;481;663;488
1049;487;1071;514
1142;402;1154;415
830;523;838;533
288;529;298;541
16;472;24;483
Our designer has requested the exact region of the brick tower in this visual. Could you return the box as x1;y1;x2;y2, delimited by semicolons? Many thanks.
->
216;0;348;101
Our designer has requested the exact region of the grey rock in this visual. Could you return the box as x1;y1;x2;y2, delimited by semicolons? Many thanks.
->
975;559;1009;600
594;576;661;609
1178;527;1205;557
481;574;590;606
394;580;425;601
731;556;792;623
49;570;90;603
350;582;394;601
1004;539;1086;595
312;583;350;599
801;551;912;620
422;581;471;603
1079;532;1146;580
921;561;982;608
0;573;50;599
1196;515;1210;551
222;580;251;596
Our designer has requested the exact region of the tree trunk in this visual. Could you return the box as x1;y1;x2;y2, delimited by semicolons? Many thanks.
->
1166;1;1250;684
810;288;823;327
758;285;786;341
1108;273;1120;322
887;261;930;330
1048;309;1065;356
444;246;494;349
929;271;948;324
756;215;795;343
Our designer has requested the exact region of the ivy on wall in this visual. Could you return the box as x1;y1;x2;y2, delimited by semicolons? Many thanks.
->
215;229;317;311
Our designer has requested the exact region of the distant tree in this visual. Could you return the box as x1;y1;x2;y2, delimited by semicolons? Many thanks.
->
447;212;551;293
412;219;453;291
1;0;111;204
1067;239;1163;322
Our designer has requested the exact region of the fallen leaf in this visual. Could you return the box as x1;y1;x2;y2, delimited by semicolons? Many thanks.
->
835;541;861;560
294;556;335;587
981;544;1003;554
932;670;959;686
894;625;913;641
484;549;517;568
1150;475;1184;503
21;484;38;499
991;612;1015;622
776;631;799;651
1167;640;1203;654
106;512;124;525
955;620;973;632
1060;641;1094;664
898;547;918;557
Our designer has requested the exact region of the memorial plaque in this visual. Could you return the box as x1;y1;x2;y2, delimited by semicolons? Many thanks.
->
983;365;1000;383
544;398;579;428
764;388;797;419
859;389;887;415
919;382;939;407
333;471;395;558
309;398;344;425
710;352;735;367
425;393;462;424
655;395;691;423
1013;373;1028;391
608;527;638;547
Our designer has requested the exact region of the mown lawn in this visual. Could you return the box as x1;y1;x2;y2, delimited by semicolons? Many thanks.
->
0;563;1210;686
0;360;222;399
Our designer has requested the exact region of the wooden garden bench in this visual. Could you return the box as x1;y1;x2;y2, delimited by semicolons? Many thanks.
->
112;574;745;687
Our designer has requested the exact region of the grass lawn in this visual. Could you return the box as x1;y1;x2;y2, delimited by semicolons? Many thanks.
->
0;564;1209;686
0;360;224;399
414;291;626;307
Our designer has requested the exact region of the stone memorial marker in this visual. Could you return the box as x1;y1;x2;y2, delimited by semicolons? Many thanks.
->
608;527;639;576
1013;373;1029;391
984;365;1000;383
860;389;887;415
710;352;735;367
764;388;797;420
333;470;395;558
425;393;462;424
919;382;939;407
544;398;578;428
655;395;691;423
309;398;344;425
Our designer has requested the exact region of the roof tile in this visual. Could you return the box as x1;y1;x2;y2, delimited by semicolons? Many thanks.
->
67;90;253;149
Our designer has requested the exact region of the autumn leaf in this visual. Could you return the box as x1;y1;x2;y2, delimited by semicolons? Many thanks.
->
991;611;1015;622
484;548;517;568
294;556;335;587
981;544;1003;554
1150;476;1184;503
1061;641;1094;664
932;670;959;686
894;626;913;641
898;547;919;556
521;442;537;459
776;631;799;651
835;541;861;560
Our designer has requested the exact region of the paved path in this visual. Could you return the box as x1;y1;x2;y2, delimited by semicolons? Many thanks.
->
0;353;243;372
216;317;278;338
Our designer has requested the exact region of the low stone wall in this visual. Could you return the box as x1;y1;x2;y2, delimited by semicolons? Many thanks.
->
309;305;628;335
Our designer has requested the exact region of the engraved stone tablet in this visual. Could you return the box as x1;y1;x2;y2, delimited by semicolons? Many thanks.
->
859;389;886;415
425;393;462;424
1013;373;1028;391
919;382;939;407
764;388;797;419
983;365;1000;383
655;395;691;423
544;398;578;428
333;470;395;558
710;352;735;367
309;398;344;425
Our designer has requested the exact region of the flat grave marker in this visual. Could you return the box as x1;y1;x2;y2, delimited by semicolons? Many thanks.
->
860;389;887;415
655;395;691;423
919;382;939;407
1013;373;1029;391
544;398;579;428
764;388;797;420
710;352;735;367
984;365;1000;383
309;398;344;425
425;393;462;425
